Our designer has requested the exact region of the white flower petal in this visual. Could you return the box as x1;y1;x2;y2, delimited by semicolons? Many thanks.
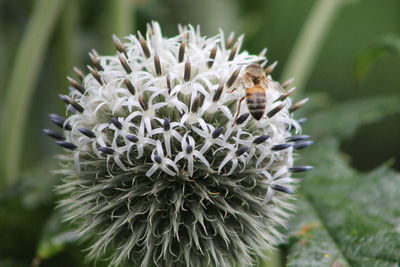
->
218;154;233;173
174;153;185;164
164;158;179;172
192;126;208;138
261;170;273;182
73;151;81;172
125;111;142;121
187;156;194;177
272;177;295;185
168;98;187;113
149;128;164;136
273;167;288;179
137;144;144;159
144;116;152;133
197;118;208;132
161;164;176;176
171;131;183;142
114;155;129;171
226;159;238;175
156;141;164;157
180;114;189;125
219;105;233;120
164;135;172;157
199;142;212;154
194;154;210;172
146;164;160;177
263;187;274;204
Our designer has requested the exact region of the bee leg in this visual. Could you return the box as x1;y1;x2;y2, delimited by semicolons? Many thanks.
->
228;87;238;93
232;96;245;126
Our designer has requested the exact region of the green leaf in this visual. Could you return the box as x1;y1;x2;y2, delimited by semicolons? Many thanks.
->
36;211;78;260
354;34;400;82
0;158;58;207
20;158;59;209
0;180;55;265
257;250;282;267
285;95;400;266
304;96;400;141
286;196;350;267
287;139;400;266
0;259;27;267
0;0;65;186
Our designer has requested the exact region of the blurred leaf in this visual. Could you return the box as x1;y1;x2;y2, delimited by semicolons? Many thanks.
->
20;158;59;209
286;95;400;266
354;34;400;82
0;181;29;204
0;158;57;207
36;211;78;260
257;250;281;267
0;0;65;186
287;138;400;266
0;259;27;267
286;196;350;267
0;159;59;264
305;96;400;141
0;184;53;265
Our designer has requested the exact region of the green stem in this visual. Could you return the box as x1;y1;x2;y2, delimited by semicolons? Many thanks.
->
281;0;351;95
0;0;65;186
55;0;80;99
260;249;282;267
106;0;135;53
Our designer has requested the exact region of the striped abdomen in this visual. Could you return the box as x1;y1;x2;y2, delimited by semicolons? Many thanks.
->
245;85;266;120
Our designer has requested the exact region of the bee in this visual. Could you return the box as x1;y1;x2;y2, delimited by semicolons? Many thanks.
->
232;64;271;122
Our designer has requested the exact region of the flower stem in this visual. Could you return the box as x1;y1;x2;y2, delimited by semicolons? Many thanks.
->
55;0;80;97
106;0;135;52
260;249;282;267
0;0;65;186
281;0;352;95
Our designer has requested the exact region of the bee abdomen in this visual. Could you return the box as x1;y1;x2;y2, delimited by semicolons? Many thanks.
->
246;86;266;120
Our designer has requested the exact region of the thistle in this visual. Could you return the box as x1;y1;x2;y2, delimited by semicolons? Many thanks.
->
44;22;313;267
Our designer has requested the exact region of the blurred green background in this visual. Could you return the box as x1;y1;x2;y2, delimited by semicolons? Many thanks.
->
0;0;399;266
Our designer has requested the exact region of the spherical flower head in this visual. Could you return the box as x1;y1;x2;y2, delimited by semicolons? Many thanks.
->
47;21;313;267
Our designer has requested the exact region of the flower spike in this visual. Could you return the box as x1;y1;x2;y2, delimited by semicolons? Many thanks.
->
50;22;311;267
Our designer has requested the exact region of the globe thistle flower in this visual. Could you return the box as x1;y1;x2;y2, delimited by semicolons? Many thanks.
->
44;21;313;267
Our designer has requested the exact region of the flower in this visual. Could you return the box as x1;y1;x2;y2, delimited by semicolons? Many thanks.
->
46;21;313;267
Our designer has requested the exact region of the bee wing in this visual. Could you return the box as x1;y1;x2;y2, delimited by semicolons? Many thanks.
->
262;77;286;93
259;77;273;89
275;84;287;94
241;75;254;89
